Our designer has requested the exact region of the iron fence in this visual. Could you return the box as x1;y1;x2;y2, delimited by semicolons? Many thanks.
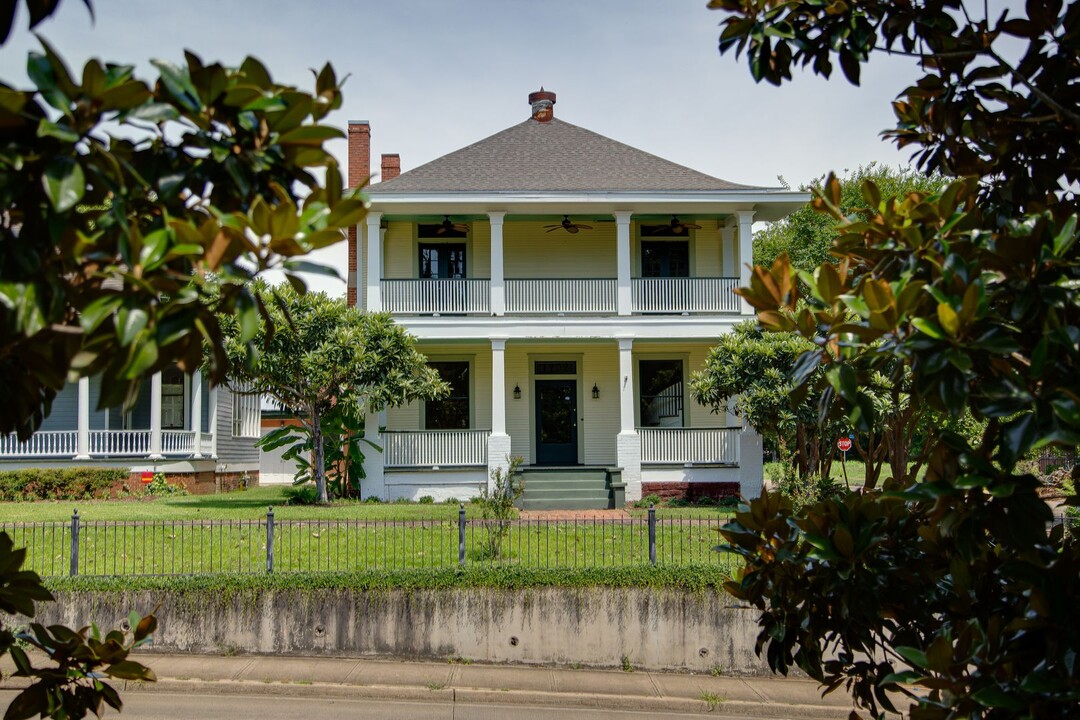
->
1;506;737;578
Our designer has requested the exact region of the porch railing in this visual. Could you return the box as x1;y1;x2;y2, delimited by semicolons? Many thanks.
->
0;431;77;458
162;430;196;455
505;278;616;314
88;430;151;457
383;429;491;468
639;427;740;465
632;277;741;314
382;279;490;314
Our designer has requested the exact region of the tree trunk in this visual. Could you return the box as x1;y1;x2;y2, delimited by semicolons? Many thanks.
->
311;406;328;504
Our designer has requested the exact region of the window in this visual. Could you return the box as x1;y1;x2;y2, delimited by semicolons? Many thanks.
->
534;360;576;375
426;362;470;429
641;241;689;278
231;385;261;438
161;366;186;429
639;359;684;427
419;243;466;279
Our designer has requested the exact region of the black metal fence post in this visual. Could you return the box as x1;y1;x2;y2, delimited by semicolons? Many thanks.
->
69;508;80;577
458;503;466;567
266;506;275;573
648;505;657;565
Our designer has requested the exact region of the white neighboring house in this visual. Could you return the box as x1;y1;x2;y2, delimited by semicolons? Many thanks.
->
0;369;261;491
349;89;809;509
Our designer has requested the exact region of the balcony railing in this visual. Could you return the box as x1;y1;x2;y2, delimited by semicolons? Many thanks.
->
0;430;212;459
0;431;77;458
383;430;491;468
639;427;740;465
382;279;490;314
505;278;616;314
632;277;740;314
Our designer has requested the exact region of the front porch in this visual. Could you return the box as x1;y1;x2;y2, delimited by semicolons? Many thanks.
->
0;369;226;462
362;339;763;506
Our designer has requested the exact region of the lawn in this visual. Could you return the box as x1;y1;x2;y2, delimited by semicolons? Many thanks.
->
764;458;928;488
1;487;736;578
0;486;481;522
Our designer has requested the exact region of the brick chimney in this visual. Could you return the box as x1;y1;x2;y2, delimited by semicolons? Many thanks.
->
381;153;400;181
528;87;556;122
347;120;371;308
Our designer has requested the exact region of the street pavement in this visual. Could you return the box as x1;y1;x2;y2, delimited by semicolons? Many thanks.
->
1;652;890;718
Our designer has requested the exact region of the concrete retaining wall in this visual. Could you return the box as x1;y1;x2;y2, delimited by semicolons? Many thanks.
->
34;587;769;674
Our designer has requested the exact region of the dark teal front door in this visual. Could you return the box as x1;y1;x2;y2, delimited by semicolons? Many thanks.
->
535;379;577;465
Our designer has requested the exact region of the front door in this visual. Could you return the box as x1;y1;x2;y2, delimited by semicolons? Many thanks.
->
535;379;578;465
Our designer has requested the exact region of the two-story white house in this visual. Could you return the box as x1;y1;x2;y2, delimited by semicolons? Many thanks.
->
351;89;808;509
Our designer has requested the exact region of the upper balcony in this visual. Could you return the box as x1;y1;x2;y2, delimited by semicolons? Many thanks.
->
380;277;742;315
359;213;757;320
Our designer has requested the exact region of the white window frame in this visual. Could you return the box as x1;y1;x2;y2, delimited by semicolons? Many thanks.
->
231;385;261;438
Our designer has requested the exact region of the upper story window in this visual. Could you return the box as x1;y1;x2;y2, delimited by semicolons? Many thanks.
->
419;243;466;279
639;359;684;427
426;361;470;429
231;385;261;438
640;241;689;278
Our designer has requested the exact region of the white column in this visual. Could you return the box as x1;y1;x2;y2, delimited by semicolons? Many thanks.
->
616;337;641;502
487;337;512;489
149;371;163;459
721;218;737;277
191;371;203;458
361;410;386;500
615;212;633;316
736;210;755;315
738;425;764;499
74;377;90;459
208;384;219;459
365;212;383;312
489;212;505;316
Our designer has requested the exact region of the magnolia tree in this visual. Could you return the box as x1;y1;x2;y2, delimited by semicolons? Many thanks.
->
709;1;1079;718
222;285;446;503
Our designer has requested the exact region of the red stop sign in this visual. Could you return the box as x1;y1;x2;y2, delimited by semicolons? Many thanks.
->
837;437;853;452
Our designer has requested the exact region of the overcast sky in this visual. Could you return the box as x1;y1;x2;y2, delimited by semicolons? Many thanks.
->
1;0;924;295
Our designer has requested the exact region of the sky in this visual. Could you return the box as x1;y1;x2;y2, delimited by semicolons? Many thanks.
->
0;0;924;295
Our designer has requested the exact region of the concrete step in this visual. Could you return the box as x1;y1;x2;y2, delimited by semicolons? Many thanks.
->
518;497;613;510
521;488;612;500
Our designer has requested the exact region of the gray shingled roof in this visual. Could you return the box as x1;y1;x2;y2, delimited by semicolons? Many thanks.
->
367;118;762;193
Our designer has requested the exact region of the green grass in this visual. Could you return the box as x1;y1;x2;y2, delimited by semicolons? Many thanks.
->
764;459;928;488
4;505;735;578
0;486;488;522
627;506;736;520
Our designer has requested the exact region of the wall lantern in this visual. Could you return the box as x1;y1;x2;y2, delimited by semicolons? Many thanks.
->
513;384;522;400
592;383;600;400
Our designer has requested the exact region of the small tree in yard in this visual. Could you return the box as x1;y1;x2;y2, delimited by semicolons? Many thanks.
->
710;1;1080;718
222;284;446;504
476;456;524;560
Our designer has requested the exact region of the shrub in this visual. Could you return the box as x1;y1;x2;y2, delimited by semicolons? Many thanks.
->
475;456;524;560
284;485;320;506
633;493;663;509
143;472;188;497
0;467;128;501
363;496;382;504
418;495;435;504
444;497;460;505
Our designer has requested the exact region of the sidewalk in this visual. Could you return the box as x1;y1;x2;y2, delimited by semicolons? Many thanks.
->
3;652;878;718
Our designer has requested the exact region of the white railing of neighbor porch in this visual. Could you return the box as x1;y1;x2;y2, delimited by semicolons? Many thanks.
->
88;430;151;457
381;279;490;314
383;430;491;468
162;431;196;455
631;277;741;314
638;427;740;465
505;279;617;314
0;431;78;457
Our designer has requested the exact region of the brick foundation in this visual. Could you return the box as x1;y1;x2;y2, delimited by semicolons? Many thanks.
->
126;470;260;495
640;481;740;502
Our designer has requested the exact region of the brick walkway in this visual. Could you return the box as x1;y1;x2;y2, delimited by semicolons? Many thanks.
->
518;509;631;520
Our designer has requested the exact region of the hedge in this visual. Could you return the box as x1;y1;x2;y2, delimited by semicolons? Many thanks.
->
47;564;732;594
0;467;129;501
